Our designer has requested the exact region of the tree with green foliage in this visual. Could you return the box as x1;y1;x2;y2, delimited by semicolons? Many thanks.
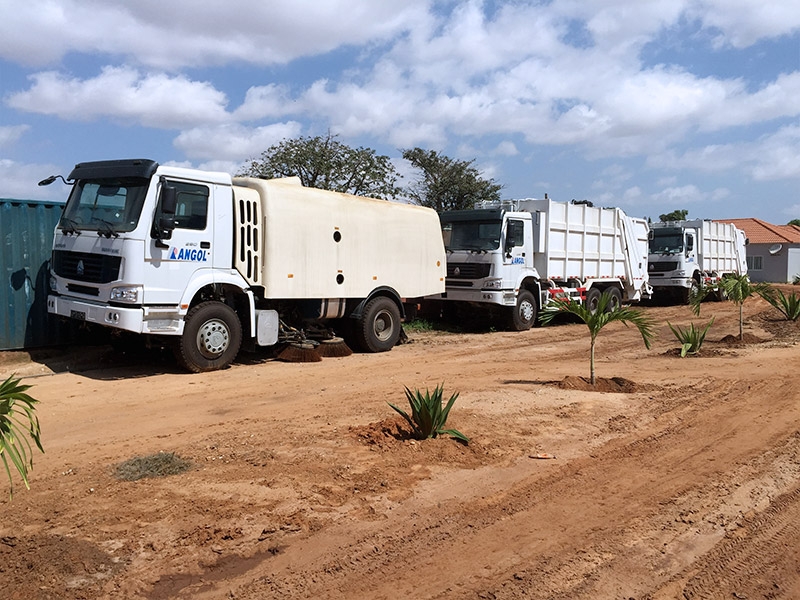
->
659;209;689;222
402;148;502;212
539;292;656;385
1;374;43;497
788;219;800;227
691;274;771;340
240;133;401;200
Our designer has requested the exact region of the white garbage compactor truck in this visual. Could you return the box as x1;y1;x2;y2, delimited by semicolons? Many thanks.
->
433;197;652;329
42;159;446;371
648;220;748;303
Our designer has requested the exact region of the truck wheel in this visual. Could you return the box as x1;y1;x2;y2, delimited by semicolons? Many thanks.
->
509;290;537;331
357;296;401;352
586;288;602;314
606;287;622;312
682;279;700;305
176;301;242;372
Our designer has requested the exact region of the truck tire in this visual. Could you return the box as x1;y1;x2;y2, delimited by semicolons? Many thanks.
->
175;301;242;372
681;279;700;305
586;288;602;314
509;290;537;331
356;296;401;353
606;287;622;312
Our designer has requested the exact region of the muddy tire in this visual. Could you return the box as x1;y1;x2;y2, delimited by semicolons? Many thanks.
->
175;301;242;372
356;296;401;353
509;290;537;331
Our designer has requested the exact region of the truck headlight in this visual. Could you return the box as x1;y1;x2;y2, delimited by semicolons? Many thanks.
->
482;278;503;290
110;285;142;303
675;270;686;277
49;275;58;292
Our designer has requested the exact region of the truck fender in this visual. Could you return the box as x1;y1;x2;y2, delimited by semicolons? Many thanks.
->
348;287;404;320
178;270;250;311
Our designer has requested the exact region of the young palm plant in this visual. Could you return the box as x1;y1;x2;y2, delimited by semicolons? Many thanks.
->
693;274;770;340
388;384;469;443
668;318;715;357
539;291;656;385
0;374;44;496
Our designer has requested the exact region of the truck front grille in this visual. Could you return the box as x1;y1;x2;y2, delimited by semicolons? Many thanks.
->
447;263;491;279
648;261;679;273
52;250;121;283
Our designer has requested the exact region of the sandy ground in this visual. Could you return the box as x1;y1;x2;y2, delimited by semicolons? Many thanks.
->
1;291;799;600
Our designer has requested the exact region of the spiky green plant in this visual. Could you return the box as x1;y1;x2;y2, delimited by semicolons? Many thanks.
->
759;288;800;322
668;318;715;357
539;292;656;385
388;384;469;443
0;374;44;497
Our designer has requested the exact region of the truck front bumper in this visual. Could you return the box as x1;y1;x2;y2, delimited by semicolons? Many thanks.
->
47;295;184;335
442;288;517;306
650;278;692;289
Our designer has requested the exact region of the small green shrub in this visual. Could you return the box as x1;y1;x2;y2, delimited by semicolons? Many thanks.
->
388;384;469;443
403;318;436;333
668;318;715;357
0;374;44;497
761;288;800;321
114;452;192;481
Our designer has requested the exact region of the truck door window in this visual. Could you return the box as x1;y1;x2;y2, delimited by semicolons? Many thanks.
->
507;220;524;248
169;181;209;230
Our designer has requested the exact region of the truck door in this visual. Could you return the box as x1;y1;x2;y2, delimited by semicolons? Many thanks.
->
503;218;531;284
144;180;213;305
685;232;696;268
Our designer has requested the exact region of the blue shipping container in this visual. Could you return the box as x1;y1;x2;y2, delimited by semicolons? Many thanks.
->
1;199;65;350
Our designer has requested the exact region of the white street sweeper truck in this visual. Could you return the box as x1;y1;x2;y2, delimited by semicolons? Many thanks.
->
42;159;445;371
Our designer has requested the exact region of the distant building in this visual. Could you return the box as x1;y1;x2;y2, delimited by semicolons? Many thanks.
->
716;218;800;283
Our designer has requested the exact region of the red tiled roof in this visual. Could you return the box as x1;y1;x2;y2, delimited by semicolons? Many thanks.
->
715;218;800;245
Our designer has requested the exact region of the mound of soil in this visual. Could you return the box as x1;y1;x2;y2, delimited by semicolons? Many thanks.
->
557;375;639;393
715;333;765;346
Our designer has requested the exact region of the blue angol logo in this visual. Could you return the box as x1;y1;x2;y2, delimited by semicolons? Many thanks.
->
169;247;209;262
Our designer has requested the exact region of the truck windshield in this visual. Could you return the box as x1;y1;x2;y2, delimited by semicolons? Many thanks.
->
59;178;149;234
441;219;502;251
649;230;683;255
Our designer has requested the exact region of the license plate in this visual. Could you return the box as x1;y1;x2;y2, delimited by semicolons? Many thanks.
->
70;310;86;321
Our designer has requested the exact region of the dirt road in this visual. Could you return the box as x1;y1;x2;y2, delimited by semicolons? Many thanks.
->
2;293;799;599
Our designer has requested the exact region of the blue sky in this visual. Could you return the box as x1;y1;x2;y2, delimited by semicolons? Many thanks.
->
1;0;798;224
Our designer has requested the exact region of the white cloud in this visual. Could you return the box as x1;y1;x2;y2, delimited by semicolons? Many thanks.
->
0;159;65;200
6;67;230;128
173;122;303;161
0;0;432;69
0;125;29;148
692;0;800;48
648;123;800;181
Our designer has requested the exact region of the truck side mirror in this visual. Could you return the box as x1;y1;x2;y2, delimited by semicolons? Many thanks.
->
505;235;515;253
686;235;694;252
153;184;177;246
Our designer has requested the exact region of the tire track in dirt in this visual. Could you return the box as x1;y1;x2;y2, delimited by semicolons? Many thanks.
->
654;484;800;600
174;376;800;600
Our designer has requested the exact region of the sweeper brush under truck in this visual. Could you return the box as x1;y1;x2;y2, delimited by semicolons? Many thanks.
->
42;159;445;371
